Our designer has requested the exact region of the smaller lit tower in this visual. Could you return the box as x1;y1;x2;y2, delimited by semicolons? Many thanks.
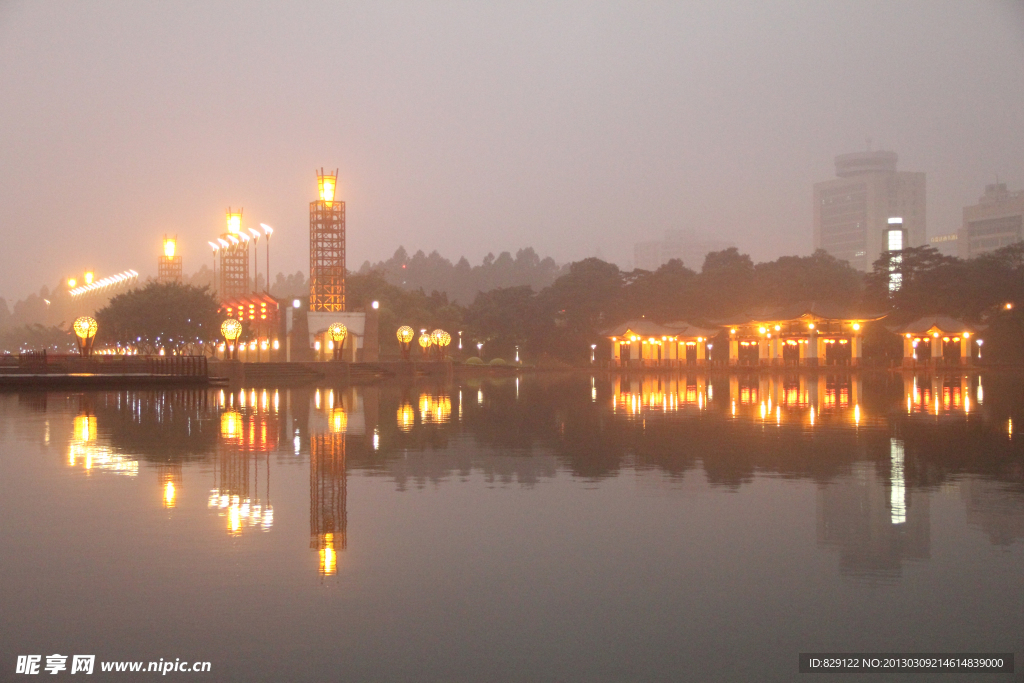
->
158;235;183;283
219;208;250;299
310;170;345;312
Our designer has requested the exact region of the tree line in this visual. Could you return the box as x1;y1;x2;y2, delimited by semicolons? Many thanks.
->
4;243;1023;364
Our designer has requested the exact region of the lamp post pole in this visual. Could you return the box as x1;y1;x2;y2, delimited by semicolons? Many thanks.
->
261;224;274;294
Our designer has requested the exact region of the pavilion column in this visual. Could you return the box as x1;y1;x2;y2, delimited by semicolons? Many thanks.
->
770;337;780;365
612;341;621;366
960;336;970;364
852;335;863;367
728;339;739;366
759;338;769;365
903;336;915;368
696;340;706;366
817;336;827;365
805;331;818;366
930;335;942;366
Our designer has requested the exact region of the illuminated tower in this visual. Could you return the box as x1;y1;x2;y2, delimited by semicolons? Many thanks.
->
158;235;183;283
310;430;347;575
310;169;345;312
219;208;250;298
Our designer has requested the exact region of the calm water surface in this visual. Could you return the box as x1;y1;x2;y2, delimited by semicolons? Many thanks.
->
1;372;1022;682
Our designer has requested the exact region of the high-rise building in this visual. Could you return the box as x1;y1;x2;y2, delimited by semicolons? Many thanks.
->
813;151;926;271
633;230;734;272
960;183;1024;258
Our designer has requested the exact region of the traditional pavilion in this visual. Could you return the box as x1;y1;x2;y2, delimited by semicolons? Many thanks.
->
891;316;984;366
602;303;887;368
721;303;886;367
604;319;719;368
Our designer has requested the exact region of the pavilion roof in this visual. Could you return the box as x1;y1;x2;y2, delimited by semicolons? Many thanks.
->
715;301;887;326
663;321;721;338
601;319;718;339
600;319;672;338
890;316;985;336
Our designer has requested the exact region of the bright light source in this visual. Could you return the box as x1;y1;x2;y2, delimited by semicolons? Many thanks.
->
371;300;379;309
888;216;903;224
67;278;77;288
317;170;337;203
292;299;301;309
84;272;94;285
260;223;274;236
226;209;242;234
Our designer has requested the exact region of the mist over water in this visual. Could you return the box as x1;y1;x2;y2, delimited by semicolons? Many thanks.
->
1;372;1021;681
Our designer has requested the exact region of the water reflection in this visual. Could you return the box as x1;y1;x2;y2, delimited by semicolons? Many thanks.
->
36;371;1024;582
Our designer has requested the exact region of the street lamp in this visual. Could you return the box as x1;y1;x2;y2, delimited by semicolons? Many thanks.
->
418;332;433;359
457;330;463;350
221;319;242;360
476;342;483;359
73;316;98;357
261;224;274;293
208;242;219;289
397;326;414;359
590;343;596;363
515;345;520;363
328;323;347;361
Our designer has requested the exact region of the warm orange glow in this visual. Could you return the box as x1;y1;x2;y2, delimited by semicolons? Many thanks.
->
226;209;242;234
320;533;337;575
73;316;98;340
318;170;337;203
397;403;415;431
396;326;414;344
327;322;347;343
84;271;94;285
67;278;77;288
163;481;176;508
418;333;432;349
221;318;242;342
163;238;176;258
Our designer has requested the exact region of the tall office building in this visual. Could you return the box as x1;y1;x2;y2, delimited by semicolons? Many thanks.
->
960;183;1024;258
813;151;926;271
634;230;734;272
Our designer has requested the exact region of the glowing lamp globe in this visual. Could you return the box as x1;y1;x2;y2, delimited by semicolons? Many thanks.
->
328;323;347;343
418;333;432;349
436;330;451;347
73;317;98;340
397;326;414;344
221;319;242;342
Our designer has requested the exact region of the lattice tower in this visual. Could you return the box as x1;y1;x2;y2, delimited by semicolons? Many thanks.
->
310;169;345;311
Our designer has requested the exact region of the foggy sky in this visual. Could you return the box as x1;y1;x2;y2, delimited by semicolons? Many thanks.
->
1;1;1022;300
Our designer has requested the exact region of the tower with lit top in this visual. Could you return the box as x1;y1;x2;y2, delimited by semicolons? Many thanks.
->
219;208;250;298
309;170;345;312
158;235;183;283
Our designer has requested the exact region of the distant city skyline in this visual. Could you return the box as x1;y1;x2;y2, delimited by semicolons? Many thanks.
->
1;1;1022;299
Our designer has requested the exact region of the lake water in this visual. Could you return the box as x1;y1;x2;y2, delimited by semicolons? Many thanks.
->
1;371;1022;682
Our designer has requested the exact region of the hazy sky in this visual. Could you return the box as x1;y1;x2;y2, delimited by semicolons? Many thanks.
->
1;1;1022;300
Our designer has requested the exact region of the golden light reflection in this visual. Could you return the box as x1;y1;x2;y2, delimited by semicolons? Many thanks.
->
397;402;415;432
68;414;138;476
221;411;242;439
164;481;176;508
330;408;347;434
320;533;337;575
